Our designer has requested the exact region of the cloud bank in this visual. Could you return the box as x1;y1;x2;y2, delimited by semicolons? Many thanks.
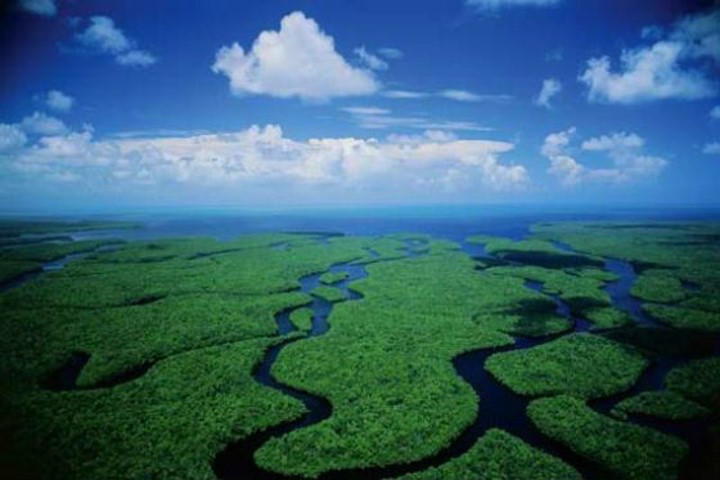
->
0;120;529;204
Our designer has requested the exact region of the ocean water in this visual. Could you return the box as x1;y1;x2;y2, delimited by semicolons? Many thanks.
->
69;205;720;242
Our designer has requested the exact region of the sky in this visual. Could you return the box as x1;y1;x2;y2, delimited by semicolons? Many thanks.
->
0;0;719;212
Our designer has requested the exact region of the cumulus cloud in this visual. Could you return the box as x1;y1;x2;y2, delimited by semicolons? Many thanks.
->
3;120;528;198
212;12;379;101
75;16;157;67
711;106;720;119
467;0;561;9
20;112;68;136
354;47;389;71
45;90;75;112
18;0;56;16
542;128;668;185
579;9;719;104
703;142;720;154
535;78;562;108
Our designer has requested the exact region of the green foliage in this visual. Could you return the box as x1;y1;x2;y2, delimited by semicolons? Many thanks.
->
486;334;649;399
631;269;686;303
644;304;720;332
467;236;603;269
289;307;314;331
532;222;720;332
611;391;710;420
528;395;688;480
603;325;717;357
0;235;368;309
665;357;720;409
485;265;631;329
0;239;125;283
319;271;349;284
310;285;348;303
3;338;306;480
0;219;140;237
254;249;519;476
398;429;580;480
0;260;41;284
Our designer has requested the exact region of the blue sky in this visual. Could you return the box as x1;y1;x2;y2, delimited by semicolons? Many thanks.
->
1;0;718;212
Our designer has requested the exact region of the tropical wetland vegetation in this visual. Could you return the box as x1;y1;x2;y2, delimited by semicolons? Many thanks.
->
0;218;718;479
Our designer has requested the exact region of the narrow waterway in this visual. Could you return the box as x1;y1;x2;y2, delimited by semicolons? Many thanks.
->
213;262;368;479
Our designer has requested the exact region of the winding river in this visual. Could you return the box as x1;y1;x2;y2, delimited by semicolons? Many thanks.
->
7;234;717;479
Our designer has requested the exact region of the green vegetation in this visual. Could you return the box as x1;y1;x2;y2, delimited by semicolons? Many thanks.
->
472;295;572;338
2;220;718;479
484;265;631;329
467;235;603;269
398;429;581;480
0;239;125;284
3;338;306;480
319;271;349;284
612;391;710;420
631;269;686;303
644;304;720;331
289;307;314;331
603;325;717;357
0;231;383;478
310;285;348;303
532;222;720;332
486;334;648;399
0;219;140;237
665;357;720;409
528;395;688;480
254;247;543;476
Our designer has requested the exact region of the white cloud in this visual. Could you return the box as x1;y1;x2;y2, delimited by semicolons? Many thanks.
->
0;124;28;153
378;48;404;60
581;132;644;151
341;105;491;132
6;124;528;195
711;106;720;119
467;0;561;9
535;78;562;108
382;90;428;99
212;12;379;101
703;142;720;155
45;90;75;112
579;9;719;104
116;50;157;67
354;46;389;71
439;90;513;102
342;106;391;116
20;112;68;136
75;16;157;68
542;128;667;185
18;0;56;16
